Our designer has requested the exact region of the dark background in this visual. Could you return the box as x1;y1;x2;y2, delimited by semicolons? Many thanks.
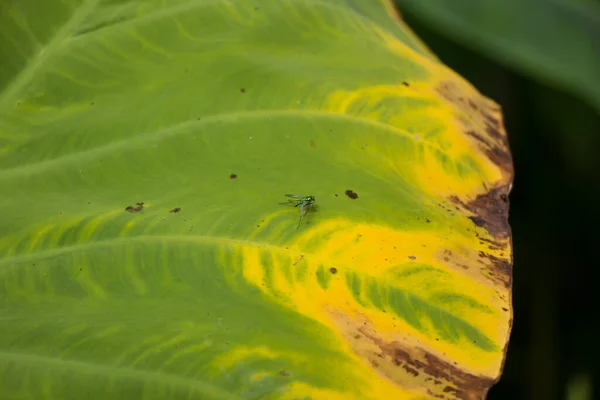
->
398;4;600;400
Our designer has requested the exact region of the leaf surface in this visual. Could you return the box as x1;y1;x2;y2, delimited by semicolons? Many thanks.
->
0;0;513;399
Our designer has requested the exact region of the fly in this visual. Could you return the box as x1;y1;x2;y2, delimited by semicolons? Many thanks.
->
280;194;316;229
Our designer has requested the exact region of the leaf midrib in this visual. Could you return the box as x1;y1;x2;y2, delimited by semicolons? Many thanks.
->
0;234;297;272
0;109;445;180
0;349;243;400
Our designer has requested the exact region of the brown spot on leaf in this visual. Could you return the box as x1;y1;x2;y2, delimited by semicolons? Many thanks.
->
408;255;416;260
230;173;237;179
435;80;513;178
329;267;338;274
483;113;501;133
170;208;181;213
345;190;358;199
486;132;512;173
402;81;410;87
464;128;512;176
402;364;419;377
478;251;512;287
476;236;504;250
126;202;144;213
444;386;460;394
240;88;246;93
427;389;445;399
279;370;290;377
358;328;495;399
451;185;511;240
309;140;316;148
469;216;486;228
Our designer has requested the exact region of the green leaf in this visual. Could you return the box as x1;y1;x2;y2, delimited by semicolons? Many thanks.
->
0;0;513;399
395;0;600;113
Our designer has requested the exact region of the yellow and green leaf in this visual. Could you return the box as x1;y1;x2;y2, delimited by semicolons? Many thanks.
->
0;0;513;399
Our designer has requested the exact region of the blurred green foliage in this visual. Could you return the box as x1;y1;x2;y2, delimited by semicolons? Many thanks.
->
395;0;600;112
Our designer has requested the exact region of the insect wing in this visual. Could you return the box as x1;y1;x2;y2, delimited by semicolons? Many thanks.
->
296;208;305;229
299;203;309;217
296;202;312;229
284;194;305;199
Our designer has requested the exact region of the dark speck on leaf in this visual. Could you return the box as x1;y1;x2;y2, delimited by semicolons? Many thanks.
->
402;81;410;87
170;208;181;213
426;218;431;223
230;173;237;179
279;370;290;377
240;88;246;93
345;190;358;199
126;202;144;213
329;267;337;274
334;194;338;197
408;255;416;260
90;101;95;106
309;140;316;148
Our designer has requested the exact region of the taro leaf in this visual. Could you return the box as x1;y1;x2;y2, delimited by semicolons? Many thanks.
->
0;0;513;399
